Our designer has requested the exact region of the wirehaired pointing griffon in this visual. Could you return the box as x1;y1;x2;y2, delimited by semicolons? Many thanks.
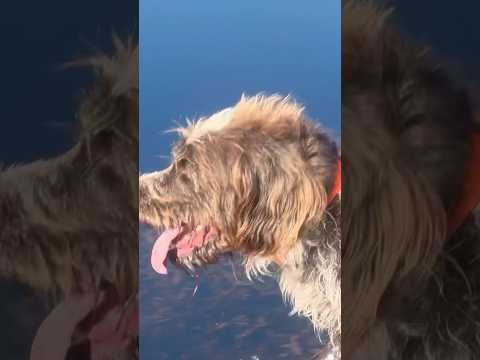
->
139;95;341;357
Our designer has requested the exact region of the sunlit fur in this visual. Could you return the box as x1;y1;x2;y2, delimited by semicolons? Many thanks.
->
343;1;480;359
0;38;138;359
139;94;341;357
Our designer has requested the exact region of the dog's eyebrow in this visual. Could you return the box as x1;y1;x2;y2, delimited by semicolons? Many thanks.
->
170;145;182;160
172;139;186;155
174;140;197;160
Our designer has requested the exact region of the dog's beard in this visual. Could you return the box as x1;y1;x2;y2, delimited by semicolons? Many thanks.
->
142;217;226;273
175;237;232;271
139;191;231;274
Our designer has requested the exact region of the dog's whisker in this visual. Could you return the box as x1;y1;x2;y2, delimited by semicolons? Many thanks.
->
192;283;199;297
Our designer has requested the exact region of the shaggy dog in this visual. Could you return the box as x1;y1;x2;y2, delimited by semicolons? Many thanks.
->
139;95;342;358
0;38;138;359
343;1;480;359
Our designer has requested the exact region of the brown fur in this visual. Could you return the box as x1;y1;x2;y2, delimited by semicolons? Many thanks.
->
343;1;480;359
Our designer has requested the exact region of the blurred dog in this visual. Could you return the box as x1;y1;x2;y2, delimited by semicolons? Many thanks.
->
139;95;341;357
343;1;480;359
0;38;138;359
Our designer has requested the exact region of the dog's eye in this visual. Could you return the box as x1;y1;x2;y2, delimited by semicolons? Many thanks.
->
176;158;188;169
179;174;191;184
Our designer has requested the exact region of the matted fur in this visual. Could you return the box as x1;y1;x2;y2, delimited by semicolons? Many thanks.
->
343;1;480;359
0;37;138;359
140;94;341;357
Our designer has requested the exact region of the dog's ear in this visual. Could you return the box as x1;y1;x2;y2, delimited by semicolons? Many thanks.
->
215;94;338;257
299;121;340;202
229;138;327;258
342;108;447;354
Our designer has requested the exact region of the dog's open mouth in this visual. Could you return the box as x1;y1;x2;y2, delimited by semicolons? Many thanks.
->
150;225;218;274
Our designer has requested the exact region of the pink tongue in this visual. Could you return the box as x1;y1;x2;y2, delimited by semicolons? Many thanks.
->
151;228;182;275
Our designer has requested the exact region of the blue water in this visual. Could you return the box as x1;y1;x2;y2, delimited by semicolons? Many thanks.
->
140;1;340;359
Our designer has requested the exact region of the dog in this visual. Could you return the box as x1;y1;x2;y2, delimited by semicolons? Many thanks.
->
342;1;480;358
0;37;139;359
139;94;342;358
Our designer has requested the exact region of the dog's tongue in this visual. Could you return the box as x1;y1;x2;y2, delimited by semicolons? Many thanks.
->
151;228;182;275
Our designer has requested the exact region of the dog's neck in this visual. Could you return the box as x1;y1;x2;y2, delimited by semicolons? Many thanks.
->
277;238;340;359
277;200;341;347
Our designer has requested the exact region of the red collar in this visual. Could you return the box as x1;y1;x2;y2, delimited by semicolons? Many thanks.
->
447;131;480;236
327;157;342;204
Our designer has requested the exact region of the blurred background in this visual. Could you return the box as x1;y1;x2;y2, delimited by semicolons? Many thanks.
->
139;0;340;359
0;2;136;165
391;0;480;88
0;2;136;359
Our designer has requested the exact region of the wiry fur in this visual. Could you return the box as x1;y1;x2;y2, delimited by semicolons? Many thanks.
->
279;197;341;355
139;94;341;358
0;37;138;358
343;1;480;359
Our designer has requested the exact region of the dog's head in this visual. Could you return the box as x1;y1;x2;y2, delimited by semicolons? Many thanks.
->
140;94;339;275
